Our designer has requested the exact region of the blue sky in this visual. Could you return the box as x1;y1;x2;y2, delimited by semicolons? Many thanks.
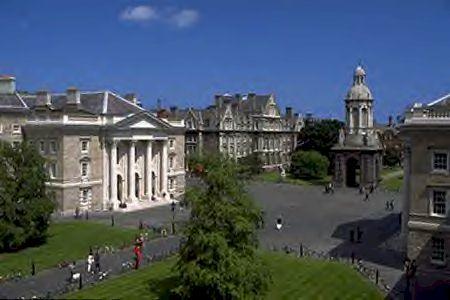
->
1;0;449;122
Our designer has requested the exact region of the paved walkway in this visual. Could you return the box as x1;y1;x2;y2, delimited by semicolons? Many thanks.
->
0;236;181;299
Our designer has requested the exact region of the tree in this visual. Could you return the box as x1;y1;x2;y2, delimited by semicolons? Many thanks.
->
297;119;344;162
0;141;55;251
237;152;263;179
290;150;329;179
174;154;271;299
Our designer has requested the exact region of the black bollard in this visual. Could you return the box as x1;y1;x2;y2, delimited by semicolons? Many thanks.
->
351;252;355;264
300;244;303;257
31;261;35;276
111;214;115;227
79;273;83;290
376;269;379;285
85;210;89;220
139;219;143;230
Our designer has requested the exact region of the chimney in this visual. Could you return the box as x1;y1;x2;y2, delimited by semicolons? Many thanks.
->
66;87;80;105
124;93;141;106
286;107;293;118
388;115;393;127
214;95;222;108
36;90;51;106
0;76;16;94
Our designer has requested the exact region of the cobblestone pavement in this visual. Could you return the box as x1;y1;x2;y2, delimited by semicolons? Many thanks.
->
0;181;406;299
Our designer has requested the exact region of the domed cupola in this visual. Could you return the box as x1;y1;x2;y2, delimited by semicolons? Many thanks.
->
346;65;373;100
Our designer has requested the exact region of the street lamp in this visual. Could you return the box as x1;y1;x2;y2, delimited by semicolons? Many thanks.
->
171;200;176;234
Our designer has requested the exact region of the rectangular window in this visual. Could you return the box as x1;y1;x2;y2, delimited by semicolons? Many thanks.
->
12;124;20;134
39;140;45;153
169;139;175;149
431;190;447;217
81;162;88;177
50;141;57;154
81;140;89;153
433;152;448;171
49;162;57;179
79;188;92;207
169;157;174;169
169;178;174;190
431;237;445;264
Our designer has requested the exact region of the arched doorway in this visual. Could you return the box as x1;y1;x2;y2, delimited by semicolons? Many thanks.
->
346;157;360;187
117;174;123;202
135;173;140;199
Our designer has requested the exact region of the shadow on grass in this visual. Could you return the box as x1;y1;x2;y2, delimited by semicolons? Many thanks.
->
147;275;179;299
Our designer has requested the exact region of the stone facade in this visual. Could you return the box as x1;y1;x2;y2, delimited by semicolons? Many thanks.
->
0;77;185;213
400;95;450;284
332;65;383;187
164;93;303;169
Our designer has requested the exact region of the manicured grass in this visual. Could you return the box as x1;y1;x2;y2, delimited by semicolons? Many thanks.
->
380;174;403;192
255;171;331;186
0;222;142;277
64;252;383;300
380;166;401;177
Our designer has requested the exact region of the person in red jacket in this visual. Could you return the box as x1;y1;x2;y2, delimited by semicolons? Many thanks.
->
133;244;142;270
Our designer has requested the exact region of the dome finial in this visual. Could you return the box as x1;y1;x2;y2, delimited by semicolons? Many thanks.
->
354;62;366;85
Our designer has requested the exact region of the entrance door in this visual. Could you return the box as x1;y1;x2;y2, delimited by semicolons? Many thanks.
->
117;175;123;202
346;157;360;187
135;173;140;199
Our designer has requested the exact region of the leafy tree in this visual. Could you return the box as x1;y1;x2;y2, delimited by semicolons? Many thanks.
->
290;150;329;179
174;154;271;299
383;147;402;167
297;119;344;161
0;141;55;251
237;152;263;179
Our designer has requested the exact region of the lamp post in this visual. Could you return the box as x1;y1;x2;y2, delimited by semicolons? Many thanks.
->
171;200;176;234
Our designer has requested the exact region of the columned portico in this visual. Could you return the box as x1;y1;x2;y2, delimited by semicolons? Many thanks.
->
109;140;118;209
128;140;136;202
145;141;152;199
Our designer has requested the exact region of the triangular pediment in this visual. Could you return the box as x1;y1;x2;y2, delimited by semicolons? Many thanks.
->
114;111;172;130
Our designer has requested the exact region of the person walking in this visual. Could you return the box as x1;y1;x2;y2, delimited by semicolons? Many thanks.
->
276;215;283;231
87;250;94;274
385;200;390;211
356;226;362;243
94;250;101;274
390;199;395;211
364;191;369;202
133;244;142;270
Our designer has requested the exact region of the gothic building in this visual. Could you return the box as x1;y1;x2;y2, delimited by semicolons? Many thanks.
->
0;76;185;213
164;93;303;169
332;65;383;187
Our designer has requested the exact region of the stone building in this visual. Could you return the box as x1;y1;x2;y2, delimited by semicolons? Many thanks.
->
399;93;450;286
170;93;303;169
0;76;185;212
332;65;383;187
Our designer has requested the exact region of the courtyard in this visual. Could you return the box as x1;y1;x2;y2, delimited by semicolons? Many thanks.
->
0;180;406;299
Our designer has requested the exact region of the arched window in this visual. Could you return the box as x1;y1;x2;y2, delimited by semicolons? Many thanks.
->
361;107;368;128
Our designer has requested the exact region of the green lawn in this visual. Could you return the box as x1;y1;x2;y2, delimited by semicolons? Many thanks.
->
0;222;142;277
64;252;383;300
380;166;403;192
255;171;331;186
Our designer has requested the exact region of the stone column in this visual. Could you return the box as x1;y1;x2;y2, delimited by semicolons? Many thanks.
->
198;132;203;155
349;107;354;133
128;140;136;202
146;141;152;200
161;140;168;199
102;137;108;210
109;140;118;209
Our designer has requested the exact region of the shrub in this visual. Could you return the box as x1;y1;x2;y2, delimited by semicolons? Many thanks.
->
290;150;329;179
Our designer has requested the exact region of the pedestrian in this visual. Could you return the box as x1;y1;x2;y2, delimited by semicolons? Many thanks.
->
85;210;89;220
357;226;362;243
350;229;355;243
370;184;374;194
94;250;100;273
359;186;364;194
111;214;115;227
364;192;369;202
139;219;143;230
390;200;395;211
68;261;76;281
385;200;390;211
74;207;80;219
276;216;283;231
133;244;142;270
31;261;35;276
87;250;94;274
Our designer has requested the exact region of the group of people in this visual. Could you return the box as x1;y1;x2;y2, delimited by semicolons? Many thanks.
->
349;226;363;243
385;199;395;211
86;249;101;274
324;182;335;194
360;183;375;201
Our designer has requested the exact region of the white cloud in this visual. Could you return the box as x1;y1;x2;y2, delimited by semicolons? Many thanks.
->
120;5;159;22
170;9;199;28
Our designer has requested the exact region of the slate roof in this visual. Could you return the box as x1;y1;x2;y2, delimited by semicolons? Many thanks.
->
0;93;29;113
21;91;143;116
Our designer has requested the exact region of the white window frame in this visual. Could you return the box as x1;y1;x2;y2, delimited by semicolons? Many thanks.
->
49;162;57;179
39;140;45;154
430;189;448;218
169;178;175;190
169;156;174;170
432;151;449;173
81;162;89;178
12;124;21;134
431;237;446;266
50;140;57;154
81;140;89;153
79;187;92;207
169;139;175;149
